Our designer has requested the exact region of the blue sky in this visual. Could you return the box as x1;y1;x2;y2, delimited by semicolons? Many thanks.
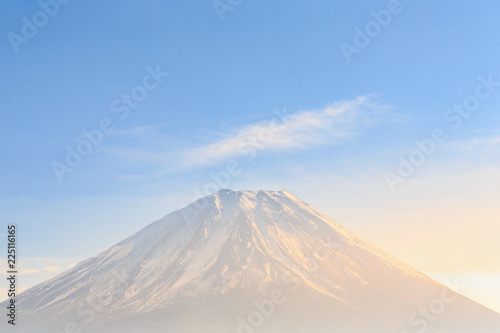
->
1;0;500;312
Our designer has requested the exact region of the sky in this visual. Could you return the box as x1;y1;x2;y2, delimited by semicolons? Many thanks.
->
1;0;500;314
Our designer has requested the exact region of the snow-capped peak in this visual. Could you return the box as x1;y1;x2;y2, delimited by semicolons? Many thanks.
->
9;190;500;333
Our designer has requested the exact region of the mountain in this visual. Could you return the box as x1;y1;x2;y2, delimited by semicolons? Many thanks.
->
5;189;500;332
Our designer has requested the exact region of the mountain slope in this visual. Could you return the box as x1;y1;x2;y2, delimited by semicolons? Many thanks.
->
7;189;500;332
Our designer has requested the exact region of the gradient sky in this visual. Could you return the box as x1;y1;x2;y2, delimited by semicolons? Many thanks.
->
1;0;500;313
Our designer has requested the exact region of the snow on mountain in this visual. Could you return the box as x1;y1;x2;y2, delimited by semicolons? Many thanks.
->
4;189;500;332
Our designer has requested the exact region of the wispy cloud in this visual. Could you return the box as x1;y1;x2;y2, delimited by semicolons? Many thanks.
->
99;124;182;170
462;136;500;149
0;257;80;302
440;136;500;154
184;95;390;165
20;257;79;274
98;96;392;173
22;269;42;275
107;124;167;139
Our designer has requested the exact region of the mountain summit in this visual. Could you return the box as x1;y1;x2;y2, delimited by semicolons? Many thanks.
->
9;189;500;332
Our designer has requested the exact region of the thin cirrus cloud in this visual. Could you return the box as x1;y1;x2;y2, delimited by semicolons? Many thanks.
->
461;136;500;150
184;95;390;165
0;257;80;302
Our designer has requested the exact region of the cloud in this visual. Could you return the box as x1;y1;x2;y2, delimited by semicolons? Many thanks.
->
107;124;168;139
439;136;500;158
463;136;500;149
19;257;80;276
99;124;182;170
184;95;390;165
98;95;393;174
0;257;81;302
44;265;63;272
74;124;165;143
22;269;42;275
